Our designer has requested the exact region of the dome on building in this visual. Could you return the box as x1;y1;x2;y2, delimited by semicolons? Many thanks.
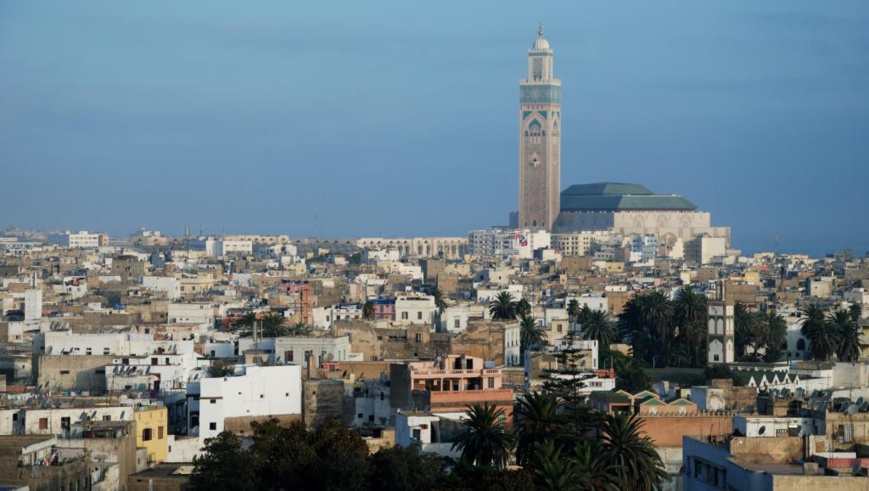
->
532;23;550;50
560;182;698;212
533;36;550;51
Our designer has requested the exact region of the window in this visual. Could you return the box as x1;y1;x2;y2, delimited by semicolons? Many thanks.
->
417;312;422;320
103;348;110;355
142;428;153;441
39;418;48;430
415;333;422;343
103;415;111;421
454;319;460;328
209;422;217;431
151;358;158;366
61;417;70;429
401;312;408;320
158;426;164;439
285;351;294;362
60;370;69;375
488;377;495;389
86;348;92;355
210;399;216;404
714;354;720;362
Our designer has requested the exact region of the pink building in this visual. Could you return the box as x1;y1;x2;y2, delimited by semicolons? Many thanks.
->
390;354;514;423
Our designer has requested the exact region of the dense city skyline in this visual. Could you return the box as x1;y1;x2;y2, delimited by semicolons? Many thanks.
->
2;1;868;255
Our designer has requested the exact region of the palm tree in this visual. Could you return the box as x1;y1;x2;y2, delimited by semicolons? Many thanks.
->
514;392;564;467
830;309;866;362
530;440;576;491
599;413;667;491
362;300;375;320
849;303;863;326
489;292;517;320
260;312;288;337
567;299;580;323
232;311;257;333
520;315;548;353
431;288;448;314
673;286;707;333
734;302;754;360
759;310;787;363
582;310;616;349
577;304;593;327
451;403;514;470
637;291;674;344
287;322;311;336
800;304;834;361
516;298;532;319
571;441;618;491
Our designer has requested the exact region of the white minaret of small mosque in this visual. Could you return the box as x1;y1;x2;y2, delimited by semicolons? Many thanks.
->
519;23;562;232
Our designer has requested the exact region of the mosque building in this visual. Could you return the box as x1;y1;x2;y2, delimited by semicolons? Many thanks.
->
516;26;729;247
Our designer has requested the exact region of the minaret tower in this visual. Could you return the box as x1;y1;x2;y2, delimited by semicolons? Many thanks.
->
519;23;562;231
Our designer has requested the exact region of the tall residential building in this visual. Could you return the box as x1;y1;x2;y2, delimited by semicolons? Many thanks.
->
519;24;561;232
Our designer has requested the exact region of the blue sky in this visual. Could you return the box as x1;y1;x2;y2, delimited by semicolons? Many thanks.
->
1;1;867;254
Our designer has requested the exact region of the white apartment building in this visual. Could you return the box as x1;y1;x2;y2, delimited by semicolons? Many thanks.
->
142;276;181;300
394;294;437;326
441;305;470;334
566;294;608;315
187;365;302;450
467;229;550;259
35;331;196;359
551;231;621;257
312;304;364;329
47;231;107;249
475;284;524;305
236;335;356;365
685;236;727;265
168;302;214;325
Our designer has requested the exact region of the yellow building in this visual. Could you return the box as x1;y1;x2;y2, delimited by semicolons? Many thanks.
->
134;406;168;464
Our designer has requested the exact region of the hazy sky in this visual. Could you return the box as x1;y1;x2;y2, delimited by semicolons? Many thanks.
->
1;1;867;254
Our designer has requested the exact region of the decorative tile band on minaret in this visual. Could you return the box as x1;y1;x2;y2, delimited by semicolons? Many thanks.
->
519;24;562;232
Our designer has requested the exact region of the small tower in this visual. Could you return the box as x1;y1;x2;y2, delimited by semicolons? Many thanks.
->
707;282;734;366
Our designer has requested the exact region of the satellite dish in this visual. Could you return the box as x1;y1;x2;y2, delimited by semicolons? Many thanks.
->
782;388;790;398
861;401;869;412
758;425;766;436
795;388;805;399
811;389;819;398
857;396;864;407
825;391;834;401
848;404;859;416
772;389;780;398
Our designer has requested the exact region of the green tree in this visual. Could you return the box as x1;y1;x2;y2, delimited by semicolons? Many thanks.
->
208;358;236;378
570;441;619;491
800;304;835;361
362;300;376;320
520;314;548;355
260;312;288;337
759;310;787;363
530;440;577;491
599;413;668;491
431;287;448;314
849;303;863;326
830;309;866;362
567;299;581;323
368;445;445;491
288;322;312;336
516;297;532;319
514;391;564;467
734;302;755;360
452;403;514;470
249;419;371;491
489;292;518;321
582;310;616;349
191;432;257;491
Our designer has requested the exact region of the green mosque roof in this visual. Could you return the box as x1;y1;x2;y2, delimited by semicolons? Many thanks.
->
560;182;697;212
